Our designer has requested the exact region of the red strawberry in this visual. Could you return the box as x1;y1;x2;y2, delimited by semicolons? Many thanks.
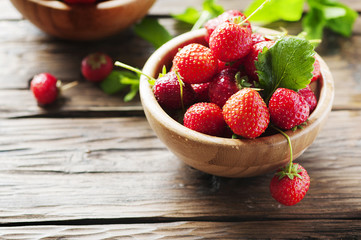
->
172;43;218;84
204;10;251;43
208;68;239;108
269;88;310;130
209;20;253;62
244;40;275;81
30;73;59;105
222;88;270;139
251;32;267;45
270;163;310;206
81;52;113;82
192;82;211;103
153;71;195;110
311;57;321;82
217;58;244;72
298;85;317;112
183;102;225;136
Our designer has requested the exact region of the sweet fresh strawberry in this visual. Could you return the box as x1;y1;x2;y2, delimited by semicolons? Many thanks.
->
251;32;267;45
244;40;275;81
153;71;195;110
63;0;96;4
204;10;251;43
183;102;225;136
208;68;239;108
81;52;113;82
192;82;211;103
298;85;317;112
209;19;253;62
222;88;270;138
30;73;59;105
217;58;244;72
270;163;310;206
311;57;321;82
269;88;310;130
172;43;218;84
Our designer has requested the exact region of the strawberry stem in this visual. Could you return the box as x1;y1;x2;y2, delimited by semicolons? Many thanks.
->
60;81;79;91
240;0;271;25
175;71;185;113
271;125;293;173
115;61;156;84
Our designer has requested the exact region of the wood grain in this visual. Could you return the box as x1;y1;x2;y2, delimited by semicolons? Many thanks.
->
0;220;360;239
0;111;360;224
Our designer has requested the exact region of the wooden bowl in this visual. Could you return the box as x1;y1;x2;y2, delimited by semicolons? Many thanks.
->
9;0;155;41
139;28;334;178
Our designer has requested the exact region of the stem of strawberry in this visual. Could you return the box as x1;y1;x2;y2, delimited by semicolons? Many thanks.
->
175;71;185;113
240;0;271;25
115;61;156;85
60;81;79;91
271;125;293;173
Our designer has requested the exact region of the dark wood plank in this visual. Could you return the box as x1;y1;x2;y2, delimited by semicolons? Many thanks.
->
0;220;360;239
0;110;360;224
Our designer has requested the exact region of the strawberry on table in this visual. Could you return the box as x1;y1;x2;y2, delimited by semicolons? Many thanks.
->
172;43;218;84
209;19;253;62
222;88;270;139
183;102;225;137
30;73;59;105
81;52;113;82
153;71;195;110
270;163;310;206
269;88;310;130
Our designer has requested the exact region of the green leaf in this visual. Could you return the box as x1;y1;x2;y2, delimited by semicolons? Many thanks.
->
244;0;305;23
124;83;140;102
172;7;200;24
172;0;224;30
256;36;315;102
134;17;172;49
100;70;139;96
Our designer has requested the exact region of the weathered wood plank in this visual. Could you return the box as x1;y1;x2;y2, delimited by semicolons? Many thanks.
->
0;110;360;224
0;220;360;239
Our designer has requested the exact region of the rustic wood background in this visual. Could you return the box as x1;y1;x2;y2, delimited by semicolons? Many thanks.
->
0;0;360;238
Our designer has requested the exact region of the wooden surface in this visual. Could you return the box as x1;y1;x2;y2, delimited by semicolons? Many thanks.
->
0;0;360;238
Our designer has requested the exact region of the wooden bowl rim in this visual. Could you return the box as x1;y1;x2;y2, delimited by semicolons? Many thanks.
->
24;0;146;10
140;28;334;148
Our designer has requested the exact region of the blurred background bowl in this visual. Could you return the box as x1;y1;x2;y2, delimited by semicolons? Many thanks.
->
9;0;155;41
139;28;335;178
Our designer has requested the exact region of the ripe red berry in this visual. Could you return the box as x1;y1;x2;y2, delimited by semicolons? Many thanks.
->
208;68;239;108
251;32;267;45
192;82;211;103
244;40;275;81
153;71;195;110
298;85;317;112
30;73;59;105
270;163;310;206
311;57;321;82
204;10;251;43
172;43;218;84
269;88;310;130
81;52;113;82
209;20;253;62
183;102;225;137
222;88;270;139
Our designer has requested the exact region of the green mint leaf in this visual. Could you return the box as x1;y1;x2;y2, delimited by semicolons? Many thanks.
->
202;0;224;17
124;83;140;102
244;0;305;23
134;17;172;49
256;37;315;102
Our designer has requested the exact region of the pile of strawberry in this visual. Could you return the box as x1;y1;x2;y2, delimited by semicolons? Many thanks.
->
152;10;320;206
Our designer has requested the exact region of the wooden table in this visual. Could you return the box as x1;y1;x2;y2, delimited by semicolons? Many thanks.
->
1;0;361;238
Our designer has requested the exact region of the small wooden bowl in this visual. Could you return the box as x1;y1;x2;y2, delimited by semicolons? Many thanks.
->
10;0;155;41
139;28;334;178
